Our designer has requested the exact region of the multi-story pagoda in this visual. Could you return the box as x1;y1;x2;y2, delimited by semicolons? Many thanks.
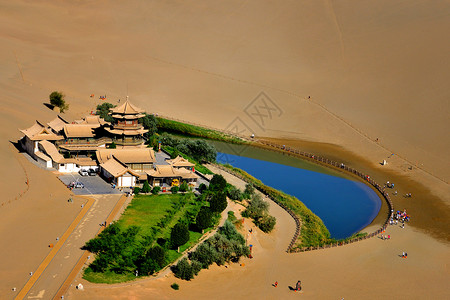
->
105;99;148;146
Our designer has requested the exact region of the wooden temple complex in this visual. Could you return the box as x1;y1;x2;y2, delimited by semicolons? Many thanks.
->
18;99;199;188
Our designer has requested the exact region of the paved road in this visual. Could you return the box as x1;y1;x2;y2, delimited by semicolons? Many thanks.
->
21;194;122;300
59;174;122;195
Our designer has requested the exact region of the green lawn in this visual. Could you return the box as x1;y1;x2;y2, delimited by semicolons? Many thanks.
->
116;193;184;237
83;268;137;284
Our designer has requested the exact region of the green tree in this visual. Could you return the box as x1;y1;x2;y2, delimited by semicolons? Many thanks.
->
109;142;116;149
140;113;158;136
195;206;212;233
141;181;151;193
147;245;166;268
209;192;227;213
96;102;116;122
209;174;227;192
170;222;190;250
49;91;69;112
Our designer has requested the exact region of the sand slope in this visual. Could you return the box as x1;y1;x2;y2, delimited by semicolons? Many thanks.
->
0;1;449;299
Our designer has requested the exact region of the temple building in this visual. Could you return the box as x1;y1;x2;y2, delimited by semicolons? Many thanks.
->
19;121;64;163
166;156;195;171
105;99;148;146
18;99;202;190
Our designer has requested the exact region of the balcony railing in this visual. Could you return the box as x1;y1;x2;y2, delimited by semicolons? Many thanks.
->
112;137;145;146
112;124;144;130
56;137;112;147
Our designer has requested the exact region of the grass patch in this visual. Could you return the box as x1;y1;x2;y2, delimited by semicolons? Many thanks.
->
83;268;137;284
116;194;182;236
156;117;245;144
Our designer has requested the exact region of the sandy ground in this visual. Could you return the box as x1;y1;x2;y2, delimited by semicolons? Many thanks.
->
0;0;448;299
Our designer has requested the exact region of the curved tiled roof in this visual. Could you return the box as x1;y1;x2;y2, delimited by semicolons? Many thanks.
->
110;100;145;115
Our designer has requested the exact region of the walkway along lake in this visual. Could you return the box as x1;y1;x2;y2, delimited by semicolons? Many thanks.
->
212;142;382;240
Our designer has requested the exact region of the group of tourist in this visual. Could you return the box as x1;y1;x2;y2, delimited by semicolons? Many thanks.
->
393;209;410;223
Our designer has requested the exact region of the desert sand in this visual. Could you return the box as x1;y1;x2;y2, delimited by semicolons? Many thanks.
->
0;0;448;299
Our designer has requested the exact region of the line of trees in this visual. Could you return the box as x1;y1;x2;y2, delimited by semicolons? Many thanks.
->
160;132;216;163
172;220;249;280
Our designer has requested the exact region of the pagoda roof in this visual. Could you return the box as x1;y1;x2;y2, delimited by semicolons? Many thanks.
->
47;115;68;132
74;115;107;125
110;100;145;115
166;156;195;167
100;156;140;178
105;128;148;136
39;140;64;163
111;114;145;119
96;148;156;164
63;124;98;138
20;121;64;141
146;165;198;179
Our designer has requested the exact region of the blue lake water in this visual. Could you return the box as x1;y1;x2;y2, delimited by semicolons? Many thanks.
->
216;152;381;239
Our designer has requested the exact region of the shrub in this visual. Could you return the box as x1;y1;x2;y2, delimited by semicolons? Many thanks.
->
191;260;202;276
243;183;255;199
255;215;276;233
179;181;188;193
245;194;269;219
141;181;151;193
151;186;161;195
198;183;207;194
109;142;116;149
190;242;217;269
227;211;237;222
173;258;194;280
133;187;141;195
171;283;179;290
49;91;69;112
227;186;242;201
171;186;179;194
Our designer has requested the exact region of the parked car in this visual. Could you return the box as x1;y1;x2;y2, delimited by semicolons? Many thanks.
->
68;181;84;189
79;169;89;176
88;169;97;176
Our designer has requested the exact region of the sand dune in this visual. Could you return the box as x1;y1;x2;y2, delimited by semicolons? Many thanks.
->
0;0;448;299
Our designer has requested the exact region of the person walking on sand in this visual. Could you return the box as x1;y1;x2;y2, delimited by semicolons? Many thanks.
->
274;281;278;287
